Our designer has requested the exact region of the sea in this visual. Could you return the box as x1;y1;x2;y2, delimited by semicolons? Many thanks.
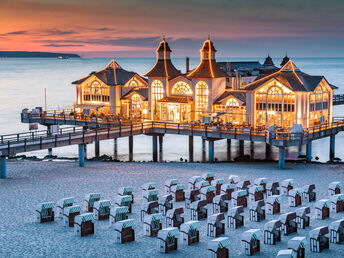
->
0;57;344;163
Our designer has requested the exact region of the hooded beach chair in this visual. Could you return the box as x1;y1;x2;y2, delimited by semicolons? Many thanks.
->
241;229;262;256
228;174;240;185
171;184;186;202
220;183;236;199
164;179;179;194
227;206;244;229
83;193;100;212
201;185;216;204
213;193;230;213
36;202;55;223
207;213;225;237
266;182;280;196
277;250;297;258
180;220;200;245
143;189;159;203
141;182;157;197
158;194;173;215
143;213;163;236
254;177;268;193
315;199;330;220
109;206;129;227
266;195;282;215
281;179;293;195
185;189;200;209
288;236;307;258
115;195;133;213
166;207;184;228
279;212;297;236
118;187;134;203
195;180;210;190
248;185;264;202
140;200;159;221
114;219;135;244
330;193;344;213
309;226;329;253
295;206;310;229
74;213;94;237
288;189;303;207
328;181;342;196
157;227;179;253
56;197;74;218
232;190;248;207
207;237;230;258
302;184;316;202
249;200;265;222
93;200;111;220
63;205;81;227
263;219;281;245
329;219;344;244
190;199;208;220
237;180;250;191
203;172;215;184
212;178;225;195
188;176;202;190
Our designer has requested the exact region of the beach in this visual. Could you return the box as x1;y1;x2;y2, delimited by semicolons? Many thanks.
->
1;160;344;257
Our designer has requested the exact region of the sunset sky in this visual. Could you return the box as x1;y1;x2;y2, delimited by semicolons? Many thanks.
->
0;0;343;58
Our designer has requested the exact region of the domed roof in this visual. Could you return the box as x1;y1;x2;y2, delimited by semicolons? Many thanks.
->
263;55;274;66
280;53;290;67
156;40;172;53
201;40;217;53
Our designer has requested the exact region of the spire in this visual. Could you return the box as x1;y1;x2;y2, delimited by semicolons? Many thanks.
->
263;54;274;66
280;52;290;67
156;40;172;60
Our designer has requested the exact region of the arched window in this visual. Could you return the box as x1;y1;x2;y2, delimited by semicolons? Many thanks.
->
195;81;209;113
151;80;164;101
131;93;142;118
226;98;239;107
83;80;109;102
172;82;192;95
128;79;138;87
309;85;329;125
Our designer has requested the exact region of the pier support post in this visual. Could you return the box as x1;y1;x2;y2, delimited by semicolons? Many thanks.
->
0;157;6;179
114;138;118;159
95;140;100;158
239;140;244;158
330;135;335;162
47;125;52;156
152;135;158;162
250;141;254;160
202;139;206;162
159;135;163;162
84;144;87;159
208;139;215;163
278;147;285;169
227;139;231;161
265;143;271;160
128;136;133;162
78;144;85;167
189;136;194;162
306;141;312;162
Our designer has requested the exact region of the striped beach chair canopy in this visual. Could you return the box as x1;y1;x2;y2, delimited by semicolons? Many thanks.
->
201;185;216;194
208;213;225;224
180;220;201;233
277;249;297;258
58;197;74;208
264;219;282;232
329;219;344;232
229;175;240;184
281;179;294;187
310;226;329;239
213;193;229;204
288;236;307;251
94;200;111;209
196;180;210;189
36;202;55;212
221;183;236;191
288;188;303;197
74;213;94;225
241;229;262;242
144;213;164;225
267;195;282;204
208;237;230;252
166;207;184;218
165;179;180;187
213;178;225;185
229;206;244;217
279;212;296;224
249;185;264;194
189;176;202;184
114;219;134;231
158;194;173;205
254;177;268;185
111;206;129;216
190;200;206;210
302;184;315;193
117;195;133;205
171;184;186;192
331;194;344;203
158;227;179;240
118;187;133;195
295;206;310;218
249;200;265;210
142;182;157;191
329;181;342;190
232;190;247;199
64;205;82;216
202;172;215;180
315;199;330;209
144;189;159;198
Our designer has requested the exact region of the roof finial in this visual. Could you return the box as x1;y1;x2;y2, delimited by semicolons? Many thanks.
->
285;51;288;57
208;34;210;40
163;35;165;41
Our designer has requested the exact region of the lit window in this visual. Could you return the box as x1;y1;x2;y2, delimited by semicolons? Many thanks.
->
172;82;192;95
83;80;110;103
151;80;164;101
226;98;239;107
309;85;329;125
195;81;208;113
128;79;138;87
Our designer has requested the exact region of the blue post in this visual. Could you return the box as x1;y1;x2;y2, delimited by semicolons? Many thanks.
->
202;139;206;162
208;140;214;163
128;136;133;162
278;147;285;169
78;144;85;167
239;140;244;158
152;135;158;162
95;140;100;158
0;157;6;179
114;138;118;159
330;135;335;162
306;141;312;162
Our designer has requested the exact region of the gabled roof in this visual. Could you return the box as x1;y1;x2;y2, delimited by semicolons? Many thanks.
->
72;60;145;86
214;91;246;105
242;60;336;92
121;87;148;101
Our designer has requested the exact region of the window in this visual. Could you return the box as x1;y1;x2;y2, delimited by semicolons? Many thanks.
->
309;85;329;126
130;94;142;118
128;79;138;87
172;82;192;95
151;80;164;101
195;81;209;114
83;80;110;103
226;98;239;107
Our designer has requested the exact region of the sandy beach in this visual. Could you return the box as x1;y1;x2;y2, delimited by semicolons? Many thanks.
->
1;160;344;257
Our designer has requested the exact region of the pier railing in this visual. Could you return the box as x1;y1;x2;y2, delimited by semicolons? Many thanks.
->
333;94;344;105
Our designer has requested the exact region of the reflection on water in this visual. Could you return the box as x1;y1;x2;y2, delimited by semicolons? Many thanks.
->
0;57;343;162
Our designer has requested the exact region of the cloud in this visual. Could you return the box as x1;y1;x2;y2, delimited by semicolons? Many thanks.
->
42;43;84;47
44;28;76;35
0;30;28;36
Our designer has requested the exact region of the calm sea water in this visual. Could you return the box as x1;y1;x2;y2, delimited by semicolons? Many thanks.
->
0;57;344;162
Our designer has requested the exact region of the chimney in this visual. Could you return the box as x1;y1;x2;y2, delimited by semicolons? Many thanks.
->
186;57;190;73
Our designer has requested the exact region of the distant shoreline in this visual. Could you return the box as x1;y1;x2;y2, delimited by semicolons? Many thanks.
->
0;51;80;58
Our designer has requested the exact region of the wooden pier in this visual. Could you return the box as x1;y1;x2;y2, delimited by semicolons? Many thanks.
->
333;94;344;106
